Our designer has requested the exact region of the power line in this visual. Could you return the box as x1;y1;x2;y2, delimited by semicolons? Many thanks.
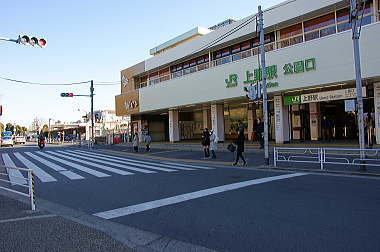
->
0;76;90;86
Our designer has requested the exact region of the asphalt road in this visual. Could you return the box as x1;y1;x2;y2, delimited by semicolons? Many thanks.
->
1;144;380;251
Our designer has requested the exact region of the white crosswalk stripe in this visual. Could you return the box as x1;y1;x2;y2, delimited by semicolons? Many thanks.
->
24;152;84;180
35;151;110;178
60;150;157;174
0;149;215;184
46;151;133;176
72;150;191;172
161;162;215;170
66;150;193;171
14;153;57;183
1;153;27;185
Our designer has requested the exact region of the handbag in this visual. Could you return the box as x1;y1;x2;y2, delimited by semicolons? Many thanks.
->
227;143;236;152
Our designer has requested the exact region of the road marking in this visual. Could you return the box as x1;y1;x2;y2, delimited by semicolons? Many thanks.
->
24;152;84;180
68;149;195;171
94;173;307;219
147;150;181;155
14;153;57;183
162;162;215;170
0;214;57;223
46;151;133;176
35;152;110;178
73;150;177;172
63;150;156;174
1;153;27;185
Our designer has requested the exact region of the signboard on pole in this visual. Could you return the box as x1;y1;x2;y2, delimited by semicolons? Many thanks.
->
344;99;356;112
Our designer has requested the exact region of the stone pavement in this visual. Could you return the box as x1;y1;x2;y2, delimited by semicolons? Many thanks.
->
0;192;133;252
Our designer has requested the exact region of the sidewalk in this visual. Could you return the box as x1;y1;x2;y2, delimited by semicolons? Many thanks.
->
0;192;133;252
90;142;380;177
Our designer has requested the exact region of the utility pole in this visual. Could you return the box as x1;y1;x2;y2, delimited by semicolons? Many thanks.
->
90;80;95;147
350;0;366;170
258;5;269;166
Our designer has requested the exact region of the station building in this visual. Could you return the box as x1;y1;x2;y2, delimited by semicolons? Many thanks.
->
115;0;380;143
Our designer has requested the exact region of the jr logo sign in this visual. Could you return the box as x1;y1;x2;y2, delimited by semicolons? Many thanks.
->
225;74;238;88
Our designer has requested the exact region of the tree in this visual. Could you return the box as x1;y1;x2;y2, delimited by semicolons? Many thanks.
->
21;127;28;135
15;125;22;135
42;124;49;133
5;123;14;133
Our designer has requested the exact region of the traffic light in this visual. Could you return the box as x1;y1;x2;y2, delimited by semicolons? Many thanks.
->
18;35;46;48
60;93;74;97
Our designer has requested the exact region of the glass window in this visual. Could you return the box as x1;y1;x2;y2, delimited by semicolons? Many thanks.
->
221;48;230;57
231;44;241;54
241;41;251;51
189;60;196;67
176;64;183;71
338;22;351;32
183;61;190;69
159;68;169;76
204;55;209;62
214;50;222;59
149;72;158;79
197;56;204;65
337;8;349;23
361;15;372;26
304;13;335;32
280;23;303;39
304;30;319;41
232;53;242;61
320;26;336;37
252;38;260;48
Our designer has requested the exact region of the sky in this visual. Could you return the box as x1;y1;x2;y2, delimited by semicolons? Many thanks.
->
0;0;284;128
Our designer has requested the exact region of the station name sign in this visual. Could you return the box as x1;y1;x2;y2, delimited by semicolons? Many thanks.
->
225;58;316;88
284;87;367;105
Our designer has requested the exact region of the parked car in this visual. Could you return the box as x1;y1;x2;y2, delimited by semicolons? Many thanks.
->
1;136;14;147
15;136;26;144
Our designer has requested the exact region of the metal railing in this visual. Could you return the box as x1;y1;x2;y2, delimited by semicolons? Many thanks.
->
0;165;36;210
274;147;380;170
76;139;94;149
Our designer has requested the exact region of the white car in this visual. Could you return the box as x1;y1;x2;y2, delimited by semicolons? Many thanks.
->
1;136;14;147
15;136;26;144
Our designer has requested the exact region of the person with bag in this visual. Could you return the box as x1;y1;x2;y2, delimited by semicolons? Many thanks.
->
132;132;139;152
201;128;211;159
145;134;152;152
232;129;247;166
257;118;264;149
209;129;218;159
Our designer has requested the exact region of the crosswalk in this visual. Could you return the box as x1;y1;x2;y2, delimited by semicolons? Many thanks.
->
0;149;216;184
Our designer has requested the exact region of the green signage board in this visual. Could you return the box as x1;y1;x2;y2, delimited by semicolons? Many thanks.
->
284;95;301;105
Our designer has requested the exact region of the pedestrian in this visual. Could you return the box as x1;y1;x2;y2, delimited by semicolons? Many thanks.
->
257;118;264;149
365;113;374;147
321;116;331;141
209;129;218;158
132;132;139;152
201;128;211;158
232;129;247;166
238;120;244;133
145;134;152;152
252;119;258;141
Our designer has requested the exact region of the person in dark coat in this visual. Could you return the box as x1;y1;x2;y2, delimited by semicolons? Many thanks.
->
257;118;264;149
232;129;247;166
201;128;211;158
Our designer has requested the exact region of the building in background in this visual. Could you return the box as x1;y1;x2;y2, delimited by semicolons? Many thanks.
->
115;0;380;143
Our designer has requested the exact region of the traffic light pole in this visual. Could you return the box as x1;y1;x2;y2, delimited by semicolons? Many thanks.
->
350;0;366;171
258;5;269;166
90;80;95;148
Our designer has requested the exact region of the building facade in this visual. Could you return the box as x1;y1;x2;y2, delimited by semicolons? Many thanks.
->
115;0;380;143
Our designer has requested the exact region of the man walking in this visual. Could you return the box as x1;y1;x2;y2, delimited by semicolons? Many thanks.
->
232;129;247;166
257;118;264;149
